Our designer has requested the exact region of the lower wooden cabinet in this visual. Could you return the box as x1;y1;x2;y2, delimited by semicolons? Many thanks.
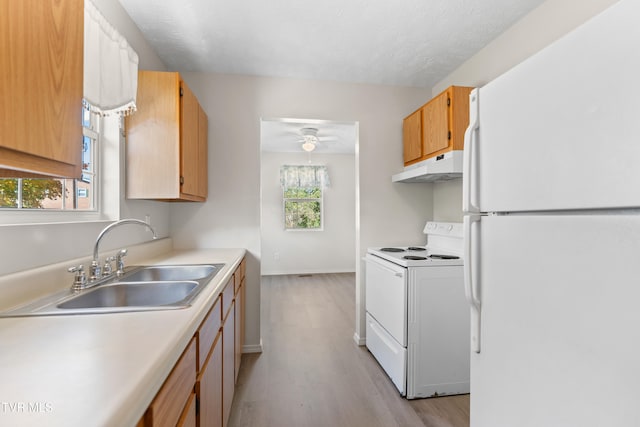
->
233;258;246;383
143;338;197;427
197;333;222;427
234;277;245;383
222;299;235;427
138;257;245;427
177;393;197;427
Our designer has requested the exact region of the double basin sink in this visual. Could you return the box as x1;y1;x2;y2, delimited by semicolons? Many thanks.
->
2;264;225;317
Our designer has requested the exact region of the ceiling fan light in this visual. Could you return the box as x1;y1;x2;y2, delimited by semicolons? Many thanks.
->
304;134;318;144
302;141;316;152
300;127;319;152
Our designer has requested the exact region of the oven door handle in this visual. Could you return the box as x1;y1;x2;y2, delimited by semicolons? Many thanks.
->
365;255;405;277
368;317;402;354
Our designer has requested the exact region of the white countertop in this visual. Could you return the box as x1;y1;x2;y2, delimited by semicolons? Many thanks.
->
0;247;246;427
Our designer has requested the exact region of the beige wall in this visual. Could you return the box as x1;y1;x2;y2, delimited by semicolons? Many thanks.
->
433;0;619;95
3;0;615;346
171;73;433;348
431;0;619;222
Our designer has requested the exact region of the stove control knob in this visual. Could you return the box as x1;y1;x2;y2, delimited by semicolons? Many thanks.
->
447;225;453;231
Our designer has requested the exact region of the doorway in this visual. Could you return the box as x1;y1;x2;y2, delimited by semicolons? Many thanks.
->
259;118;359;276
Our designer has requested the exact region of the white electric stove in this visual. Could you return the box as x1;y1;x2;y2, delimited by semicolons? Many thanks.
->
365;221;470;399
367;221;464;267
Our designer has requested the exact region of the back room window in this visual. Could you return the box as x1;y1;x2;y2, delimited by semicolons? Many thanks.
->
283;186;323;230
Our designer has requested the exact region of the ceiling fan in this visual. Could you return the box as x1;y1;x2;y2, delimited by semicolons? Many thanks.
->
295;127;337;152
300;127;319;152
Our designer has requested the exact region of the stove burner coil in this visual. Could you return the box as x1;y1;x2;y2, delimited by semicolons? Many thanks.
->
403;255;428;260
429;254;460;259
407;247;426;251
380;247;405;252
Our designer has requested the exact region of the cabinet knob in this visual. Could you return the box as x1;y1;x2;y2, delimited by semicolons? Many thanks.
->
180;176;184;185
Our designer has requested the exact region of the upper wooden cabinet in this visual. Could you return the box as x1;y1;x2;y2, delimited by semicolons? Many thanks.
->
126;71;208;201
402;109;422;165
402;86;473;167
0;0;83;178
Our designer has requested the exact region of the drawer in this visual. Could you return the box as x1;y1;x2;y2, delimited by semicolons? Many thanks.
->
146;338;197;427
197;296;221;372
365;313;406;396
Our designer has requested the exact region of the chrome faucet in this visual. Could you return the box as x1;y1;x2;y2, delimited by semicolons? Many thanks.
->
89;219;157;282
115;249;128;276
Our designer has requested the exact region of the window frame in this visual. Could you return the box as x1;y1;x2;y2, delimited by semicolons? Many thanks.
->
282;186;324;231
0;108;111;225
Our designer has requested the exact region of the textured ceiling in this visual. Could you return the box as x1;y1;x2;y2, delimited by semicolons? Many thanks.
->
118;0;546;89
118;0;546;153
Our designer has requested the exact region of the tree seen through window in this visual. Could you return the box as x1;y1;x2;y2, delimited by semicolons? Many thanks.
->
284;187;322;229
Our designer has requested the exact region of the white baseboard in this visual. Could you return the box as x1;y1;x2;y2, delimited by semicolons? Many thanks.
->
262;269;356;276
242;339;263;354
353;332;366;346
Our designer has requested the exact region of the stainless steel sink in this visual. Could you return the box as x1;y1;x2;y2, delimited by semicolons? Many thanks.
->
0;263;225;317
57;281;199;309
121;265;217;282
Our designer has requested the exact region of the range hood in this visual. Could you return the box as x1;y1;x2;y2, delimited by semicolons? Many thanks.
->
392;150;463;183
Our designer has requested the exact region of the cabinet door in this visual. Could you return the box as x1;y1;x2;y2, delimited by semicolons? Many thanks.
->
126;71;181;199
0;0;83;178
402;109;422;165
180;80;200;198
449;86;473;152
198;297;221;372
177;393;197;427
422;91;450;158
197;104;208;198
222;301;235;427
198;334;222;427
234;281;243;383
146;339;197;427
240;277;245;366
126;71;207;201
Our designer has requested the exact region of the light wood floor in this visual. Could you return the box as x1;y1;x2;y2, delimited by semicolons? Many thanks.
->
228;273;469;427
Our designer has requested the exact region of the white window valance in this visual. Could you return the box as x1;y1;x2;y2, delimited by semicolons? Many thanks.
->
83;0;139;116
280;165;330;189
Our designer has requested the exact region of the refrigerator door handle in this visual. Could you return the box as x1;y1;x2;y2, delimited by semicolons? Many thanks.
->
464;214;482;353
462;88;480;214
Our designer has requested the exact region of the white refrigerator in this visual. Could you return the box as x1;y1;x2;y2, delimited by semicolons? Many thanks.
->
462;0;640;426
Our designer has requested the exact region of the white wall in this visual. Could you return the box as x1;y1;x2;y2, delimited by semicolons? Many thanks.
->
0;0;170;277
431;0;619;222
170;73;433;347
261;151;356;275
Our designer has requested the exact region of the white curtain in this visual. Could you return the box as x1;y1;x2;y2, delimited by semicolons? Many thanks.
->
280;165;330;189
83;0;139;116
